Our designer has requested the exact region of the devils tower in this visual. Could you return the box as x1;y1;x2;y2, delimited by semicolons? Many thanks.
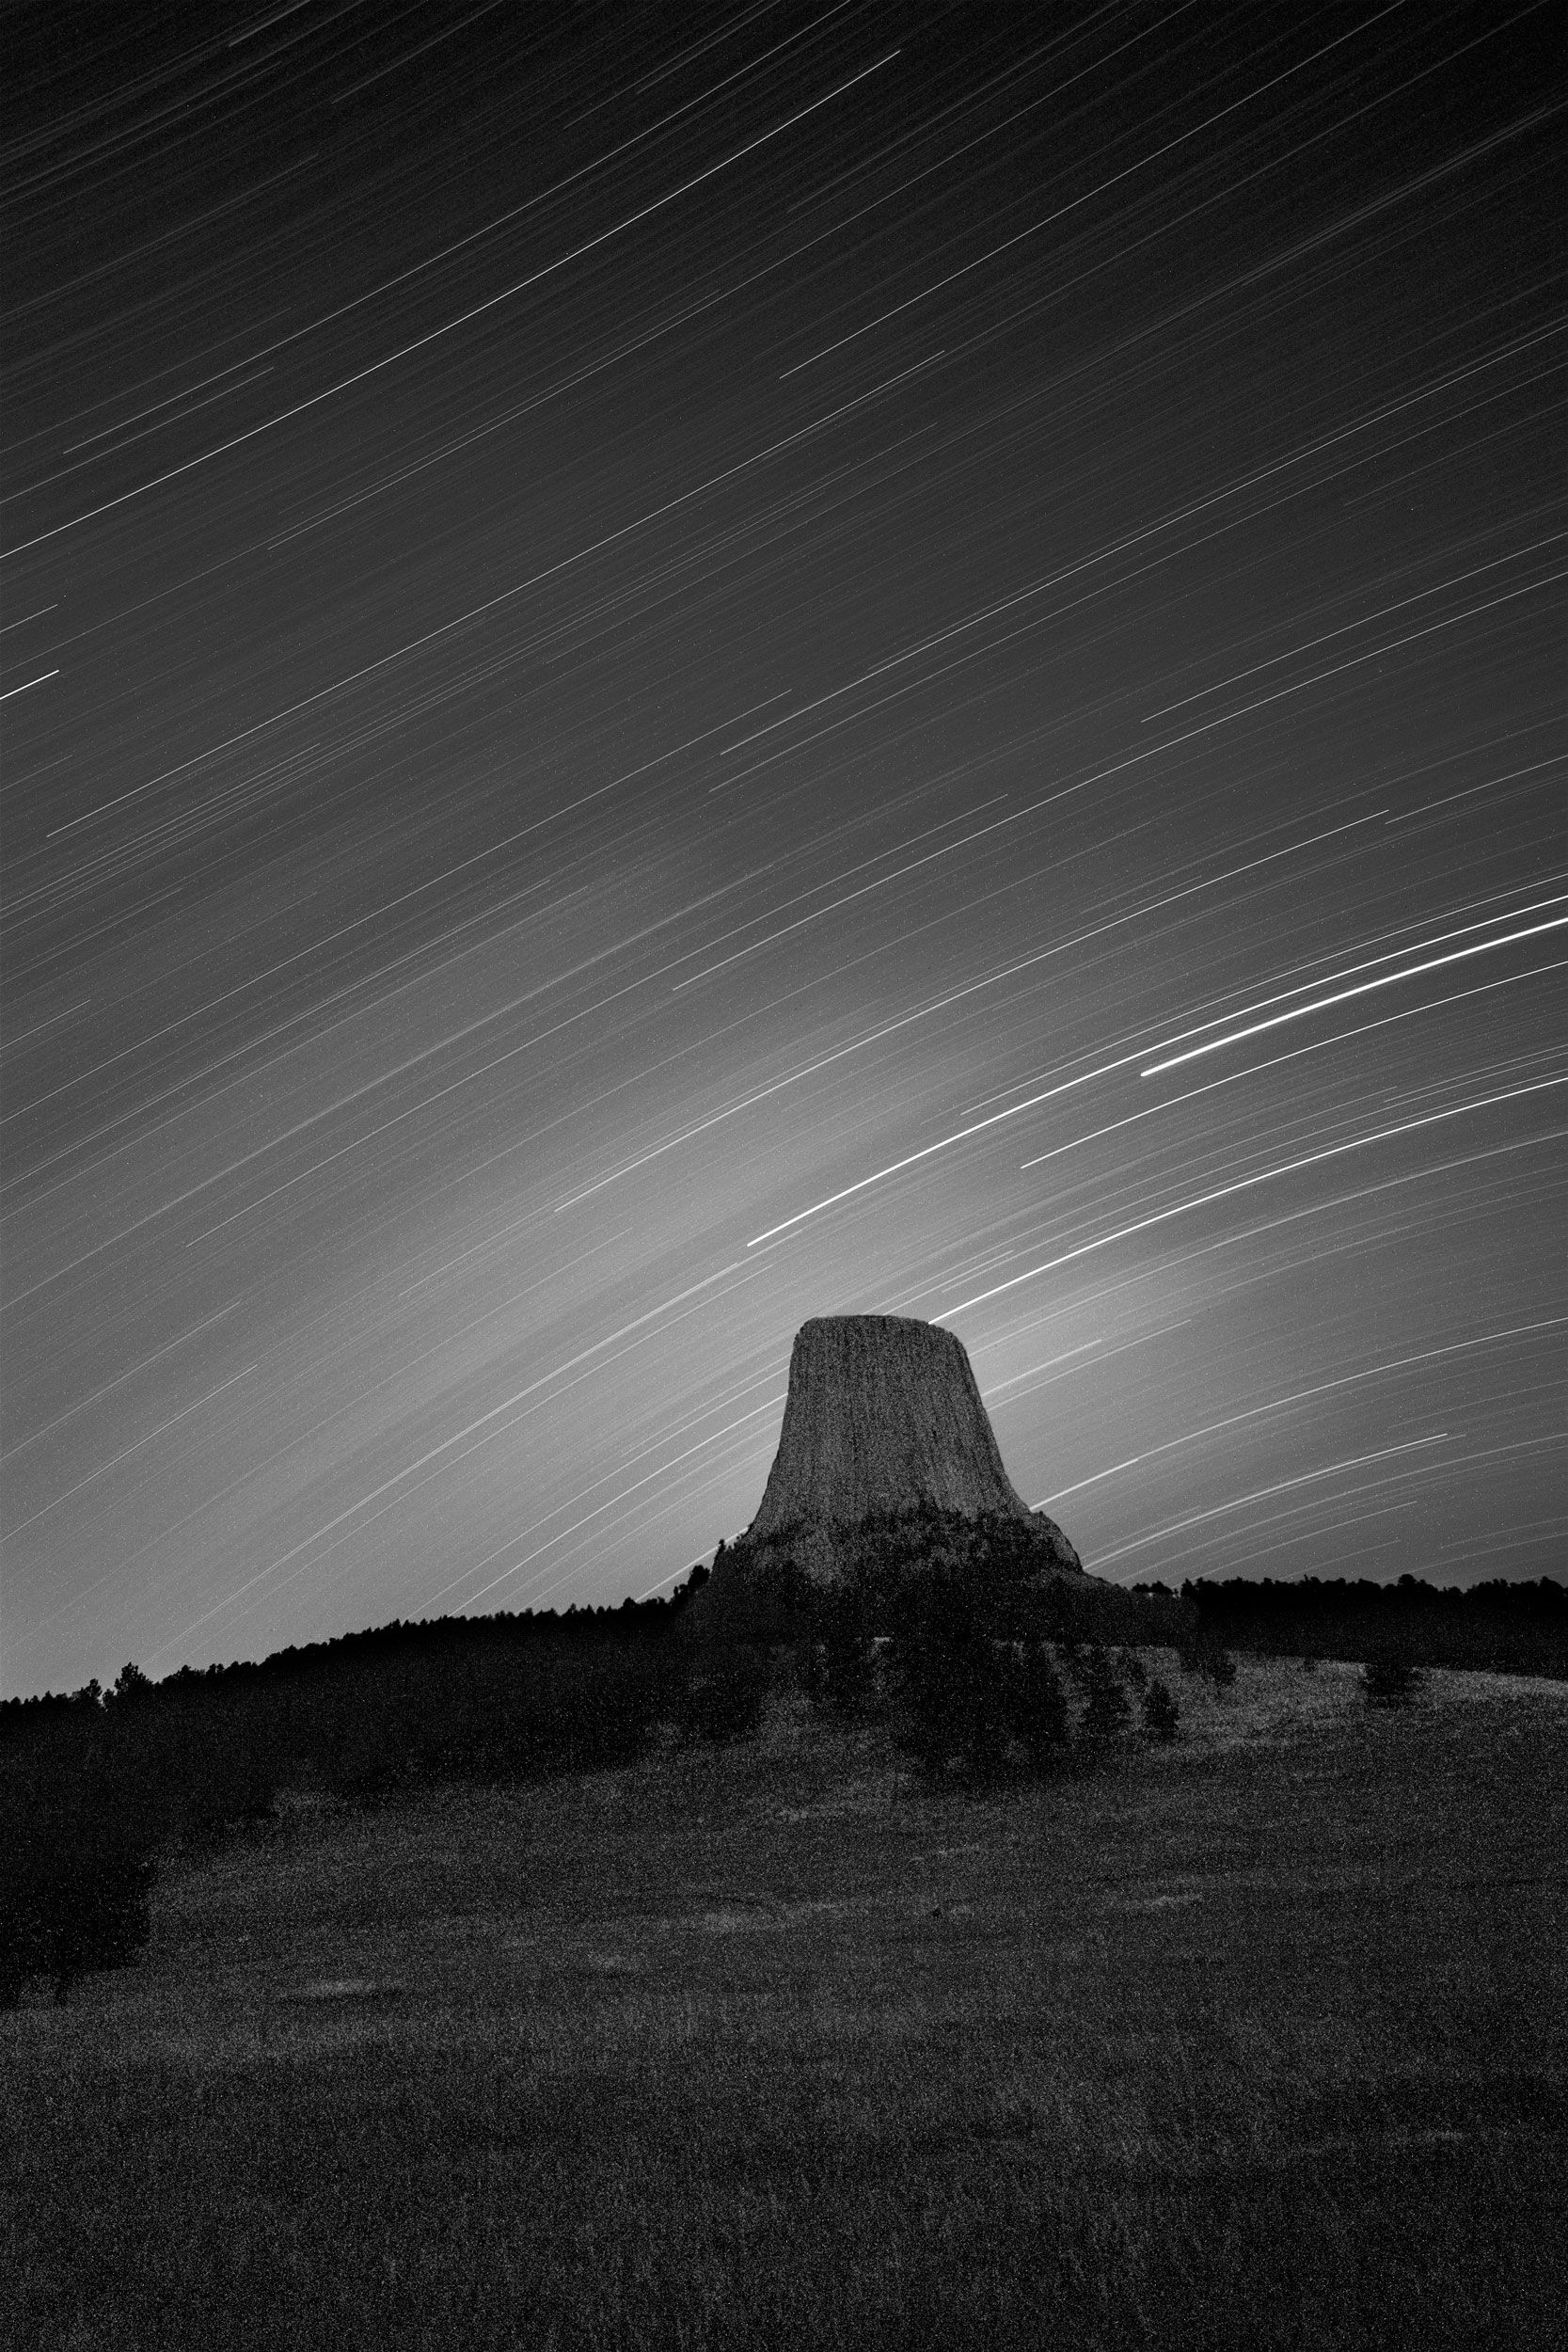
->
734;1314;1082;1586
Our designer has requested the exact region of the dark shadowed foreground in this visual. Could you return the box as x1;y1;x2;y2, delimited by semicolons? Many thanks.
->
4;1661;1565;2350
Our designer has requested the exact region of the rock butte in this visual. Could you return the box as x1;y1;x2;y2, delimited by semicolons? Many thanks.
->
734;1313;1083;1586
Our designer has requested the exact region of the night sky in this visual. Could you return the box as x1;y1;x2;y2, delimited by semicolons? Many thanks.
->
3;1;1563;1701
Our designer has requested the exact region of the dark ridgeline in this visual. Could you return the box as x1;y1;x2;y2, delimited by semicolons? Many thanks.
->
0;1596;705;2007
1170;1574;1568;1678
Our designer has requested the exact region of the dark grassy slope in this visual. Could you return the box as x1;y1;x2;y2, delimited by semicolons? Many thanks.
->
4;1666;1565;2351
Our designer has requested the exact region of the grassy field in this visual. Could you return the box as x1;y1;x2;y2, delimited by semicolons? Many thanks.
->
5;1655;1566;2350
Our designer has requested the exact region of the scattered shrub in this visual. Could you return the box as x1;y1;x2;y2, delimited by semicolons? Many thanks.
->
1075;1647;1132;1750
1180;1637;1237;1692
1013;1642;1071;1773
1142;1678;1180;1741
678;1645;775;1745
890;1571;1016;1783
1;1797;158;2007
1362;1653;1428;1708
575;1650;685;1769
809;1587;882;1720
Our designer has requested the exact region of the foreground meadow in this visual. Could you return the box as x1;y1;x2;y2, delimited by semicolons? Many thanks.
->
5;1656;1565;2350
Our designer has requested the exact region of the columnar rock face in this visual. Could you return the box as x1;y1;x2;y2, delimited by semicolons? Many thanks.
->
739;1313;1082;1584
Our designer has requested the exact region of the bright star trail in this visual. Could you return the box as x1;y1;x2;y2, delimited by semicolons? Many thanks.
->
2;1;1562;1698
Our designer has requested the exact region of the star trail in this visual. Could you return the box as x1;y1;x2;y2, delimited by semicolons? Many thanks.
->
2;0;1562;1698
